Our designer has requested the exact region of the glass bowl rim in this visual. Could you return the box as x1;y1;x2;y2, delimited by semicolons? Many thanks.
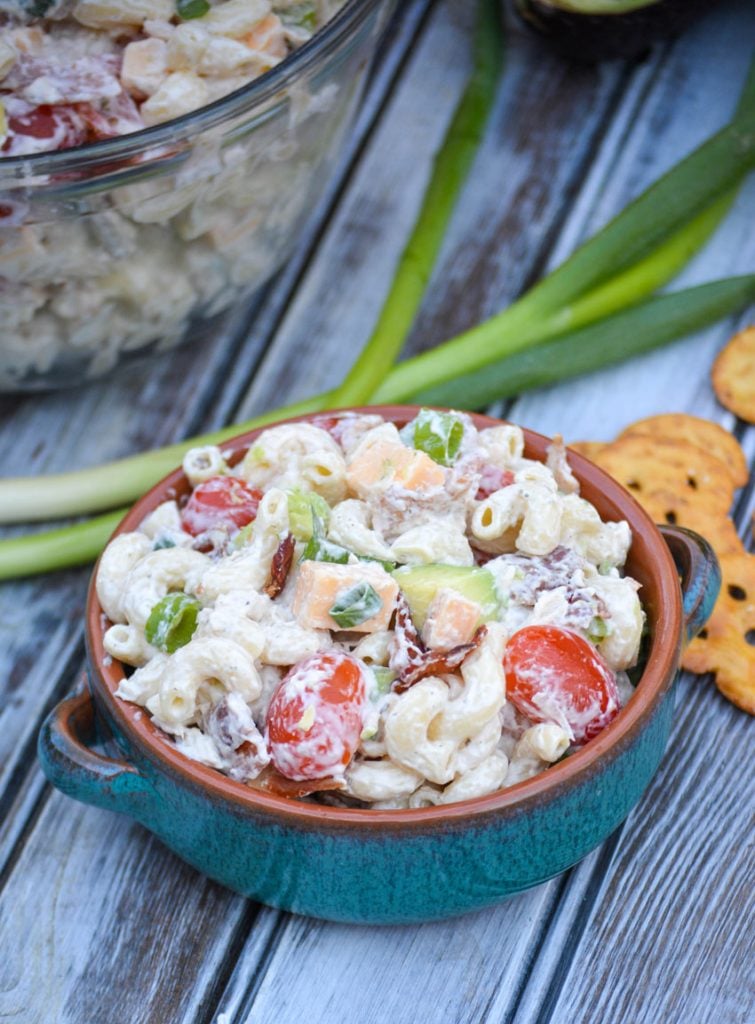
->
0;0;387;177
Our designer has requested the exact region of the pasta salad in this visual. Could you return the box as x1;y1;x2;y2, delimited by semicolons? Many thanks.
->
97;411;646;809
0;0;345;156
0;0;360;388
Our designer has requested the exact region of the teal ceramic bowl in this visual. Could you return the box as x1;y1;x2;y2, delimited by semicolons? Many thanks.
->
39;406;720;924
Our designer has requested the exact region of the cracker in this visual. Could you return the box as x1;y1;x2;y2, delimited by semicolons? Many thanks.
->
619;413;748;489
573;419;752;716
568;441;608;461
589;436;736;523
711;325;755;424
682;551;755;715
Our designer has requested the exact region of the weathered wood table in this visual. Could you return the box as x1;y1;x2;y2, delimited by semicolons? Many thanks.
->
1;2;753;1021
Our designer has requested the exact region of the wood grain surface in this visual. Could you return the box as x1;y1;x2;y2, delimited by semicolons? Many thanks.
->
0;1;753;1022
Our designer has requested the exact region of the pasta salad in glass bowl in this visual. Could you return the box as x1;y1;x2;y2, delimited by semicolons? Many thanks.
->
94;407;646;809
0;0;394;389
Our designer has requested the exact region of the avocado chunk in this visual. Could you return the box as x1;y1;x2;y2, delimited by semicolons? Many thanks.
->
392;564;501;629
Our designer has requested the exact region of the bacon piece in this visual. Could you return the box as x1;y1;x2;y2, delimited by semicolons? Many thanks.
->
471;546;495;566
264;532;295;599
475;465;515;501
248;766;346;799
388;594;425;679
546;434;580;495
203;694;269;783
393;626;488;693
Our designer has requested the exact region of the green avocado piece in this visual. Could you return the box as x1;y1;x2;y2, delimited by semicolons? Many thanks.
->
392;564;501;630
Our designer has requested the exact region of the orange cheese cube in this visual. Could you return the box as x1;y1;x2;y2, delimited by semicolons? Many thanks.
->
293;561;399;633
347;441;445;498
421;589;482;650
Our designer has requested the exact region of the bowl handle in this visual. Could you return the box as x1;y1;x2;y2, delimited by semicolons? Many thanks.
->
38;679;153;814
659;524;721;645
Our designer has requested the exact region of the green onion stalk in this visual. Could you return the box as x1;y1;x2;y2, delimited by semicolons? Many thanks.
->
1;53;754;578
420;276;755;408
372;109;755;402
330;0;504;408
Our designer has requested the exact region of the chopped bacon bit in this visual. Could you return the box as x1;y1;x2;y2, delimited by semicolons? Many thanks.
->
389;595;488;692
388;594;425;678
471;546;495;566
546;435;580;495
310;415;343;437
203;694;269;782
310;413;360;447
264;532;295;598
475;465;515;501
393;626;488;692
248;765;346;798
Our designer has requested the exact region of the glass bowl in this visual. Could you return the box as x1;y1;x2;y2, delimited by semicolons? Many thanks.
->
0;0;395;391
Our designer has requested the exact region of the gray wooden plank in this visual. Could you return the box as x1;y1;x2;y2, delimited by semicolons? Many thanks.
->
232;887;563;1024
0;779;252;1024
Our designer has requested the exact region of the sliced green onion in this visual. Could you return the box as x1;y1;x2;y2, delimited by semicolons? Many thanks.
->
358;555;397;573
152;537;176;550
371;666;395;698
588;616;609;643
329;582;383;629
176;0;209;20
287;489;331;542
145;593;201;653
231;522;255;550
403;408;465;466
329;0;504;408
300;511;350;565
280;1;317;30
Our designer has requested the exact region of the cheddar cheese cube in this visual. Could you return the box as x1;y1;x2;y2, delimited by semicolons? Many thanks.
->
347;441;445;498
293;561;398;633
421;588;482;650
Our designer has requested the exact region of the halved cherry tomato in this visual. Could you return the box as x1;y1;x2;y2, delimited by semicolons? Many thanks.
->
475;465;515;501
181;476;263;536
265;652;367;780
504;625;620;745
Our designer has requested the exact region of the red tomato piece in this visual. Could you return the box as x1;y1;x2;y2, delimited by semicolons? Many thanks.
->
7;106;59;140
475;465;515;501
3;103;118;155
310;415;342;436
181;476;263;536
504;625;620;745
265;652;367;780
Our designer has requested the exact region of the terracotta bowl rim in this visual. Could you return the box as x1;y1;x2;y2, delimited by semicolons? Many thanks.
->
86;404;682;830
